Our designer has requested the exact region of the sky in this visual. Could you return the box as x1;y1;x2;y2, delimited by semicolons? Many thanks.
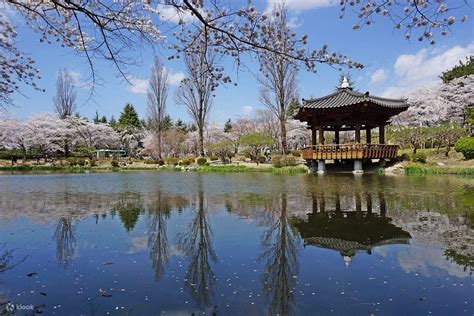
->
3;0;474;124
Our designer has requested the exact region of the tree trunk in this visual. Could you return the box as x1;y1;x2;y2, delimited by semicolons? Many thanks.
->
280;118;288;155
64;141;70;157
445;142;450;157
157;133;162;159
198;126;204;157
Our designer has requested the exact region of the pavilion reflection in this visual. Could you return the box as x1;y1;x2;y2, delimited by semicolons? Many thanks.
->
292;191;411;267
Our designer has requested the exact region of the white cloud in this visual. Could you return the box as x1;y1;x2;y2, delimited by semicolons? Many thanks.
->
157;4;196;24
125;68;184;94
127;75;148;94
243;105;253;115
266;0;332;12
68;70;82;85
167;69;185;86
381;42;474;97
369;68;387;85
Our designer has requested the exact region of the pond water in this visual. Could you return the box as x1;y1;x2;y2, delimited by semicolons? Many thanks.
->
0;172;472;315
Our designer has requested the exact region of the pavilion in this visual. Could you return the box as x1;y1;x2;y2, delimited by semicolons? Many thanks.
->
294;78;409;173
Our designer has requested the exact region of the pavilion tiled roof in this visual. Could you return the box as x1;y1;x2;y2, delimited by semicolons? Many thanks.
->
301;88;408;109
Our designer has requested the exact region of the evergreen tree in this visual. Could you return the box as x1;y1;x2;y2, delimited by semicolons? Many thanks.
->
109;116;117;128
161;115;173;131
440;56;474;83
93;111;100;124
287;99;300;117
224;119;232;133
118;103;140;128
100;116;107;123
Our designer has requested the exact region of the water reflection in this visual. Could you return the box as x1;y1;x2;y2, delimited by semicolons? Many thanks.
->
0;243;26;311
259;193;301;316
292;192;411;266
114;193;143;232
177;186;217;306
147;193;171;281
53;217;77;268
0;173;472;315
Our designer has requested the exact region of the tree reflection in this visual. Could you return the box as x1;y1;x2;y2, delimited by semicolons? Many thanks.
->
1;243;27;310
114;194;143;232
259;193;301;316
178;189;217;307
53;217;76;268
147;193;171;281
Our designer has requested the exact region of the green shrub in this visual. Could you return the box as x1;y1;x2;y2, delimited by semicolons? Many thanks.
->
111;160;119;168
88;158;97;167
454;137;474;159
66;157;77;166
257;155;266;164
144;159;158;164
412;152;427;163
272;155;297;168
179;159;191;166
196;157;207;166
290;150;301;157
397;153;410;162
76;158;86;166
204;162;210;166
187;157;195;164
158;159;165;166
165;157;178;165
209;156;219;161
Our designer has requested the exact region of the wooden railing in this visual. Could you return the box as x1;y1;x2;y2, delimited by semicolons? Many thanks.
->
301;144;399;160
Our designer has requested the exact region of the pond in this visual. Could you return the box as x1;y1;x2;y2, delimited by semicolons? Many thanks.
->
0;172;472;315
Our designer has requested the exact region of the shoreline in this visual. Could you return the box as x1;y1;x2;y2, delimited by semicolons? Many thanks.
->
0;163;472;176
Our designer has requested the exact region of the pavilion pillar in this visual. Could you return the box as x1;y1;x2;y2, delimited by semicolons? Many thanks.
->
355;124;361;144
334;129;340;144
311;126;317;146
366;128;372;144
317;126;325;173
379;124;385;144
318;126;325;145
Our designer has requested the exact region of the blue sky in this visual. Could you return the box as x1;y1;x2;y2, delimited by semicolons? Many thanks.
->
4;0;474;123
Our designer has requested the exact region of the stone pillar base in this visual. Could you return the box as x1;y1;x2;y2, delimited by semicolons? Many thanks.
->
317;160;326;174
353;160;364;174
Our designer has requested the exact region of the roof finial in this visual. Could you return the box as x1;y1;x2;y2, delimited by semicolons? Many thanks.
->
340;76;350;89
343;255;352;267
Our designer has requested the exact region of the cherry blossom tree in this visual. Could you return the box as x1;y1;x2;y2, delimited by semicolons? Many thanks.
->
0;118;32;161
26;113;69;159
3;0;364;106
286;119;311;150
341;0;470;44
66;117;120;152
395;74;474;127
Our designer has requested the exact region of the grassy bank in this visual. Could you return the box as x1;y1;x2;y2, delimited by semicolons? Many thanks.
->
0;163;308;174
404;163;474;176
197;164;307;173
